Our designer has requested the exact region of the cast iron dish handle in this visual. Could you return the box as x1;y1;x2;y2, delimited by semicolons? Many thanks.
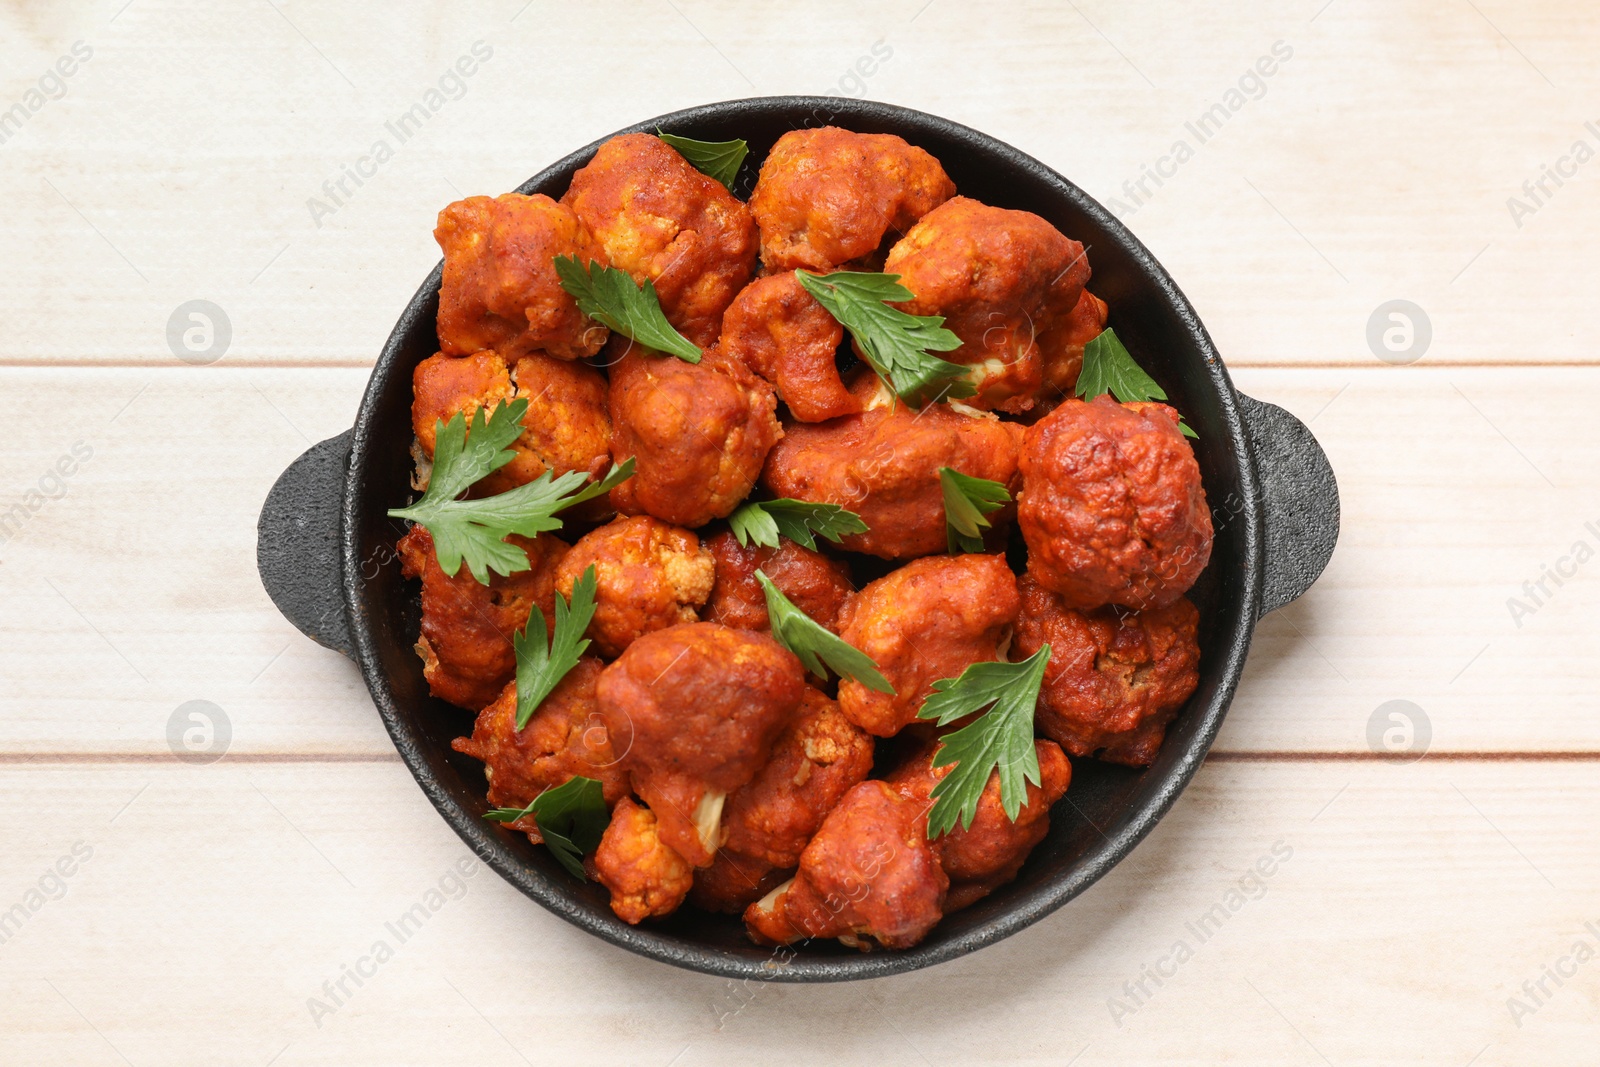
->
257;429;354;657
1237;395;1339;618
255;396;1338;651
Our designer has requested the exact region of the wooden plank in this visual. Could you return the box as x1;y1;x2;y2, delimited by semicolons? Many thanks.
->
0;759;1593;1065
2;364;1598;755
0;2;1595;368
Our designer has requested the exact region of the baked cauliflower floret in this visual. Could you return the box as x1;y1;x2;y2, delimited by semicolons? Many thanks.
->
594;796;694;924
606;339;782;528
1013;575;1200;766
750;127;955;272
450;658;629;840
1018;396;1212;610
554;515;714;659
1034;289;1108;410
396;525;568;711
835;554;1021;738
888;738;1071;912
596;622;805;867
744;780;947;951
718;271;858;423
690;686;874;913
411;349;611;497
883;196;1090;413
434;193;606;361
761;402;1023;560
562;133;758;346
701;530;854;634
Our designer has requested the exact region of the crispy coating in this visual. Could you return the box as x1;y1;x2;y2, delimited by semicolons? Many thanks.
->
554;516;714;659
1019;396;1212;610
835;555;1021;737
606;340;782;528
594;796;694;924
702;530;854;634
450;659;628;840
883;197;1090;413
434;193;606;361
1014;575;1200;766
888;739;1071;911
1035;289;1107;409
597;622;806;865
563;133;757;346
411;350;611;497
744;781;947;950
691;687;872;913
750;127;956;272
761;403;1024;559
396;525;568;711
719;272;857;423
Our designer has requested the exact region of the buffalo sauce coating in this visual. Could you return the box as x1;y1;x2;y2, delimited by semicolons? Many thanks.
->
700;530;854;634
396;525;567;711
563;132;757;347
761;401;1024;560
1019;396;1212;610
1013;574;1201;767
835;554;1020;737
434;193;606;361
554;515;714;659
449;658;628;841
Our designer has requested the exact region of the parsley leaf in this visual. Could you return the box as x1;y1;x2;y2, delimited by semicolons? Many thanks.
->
794;270;974;406
514;564;598;730
757;570;893;693
728;498;868;551
1076;327;1198;438
917;646;1052;838
657;130;749;190
553;255;702;364
389;432;633;585
485;775;609;879
939;468;1009;554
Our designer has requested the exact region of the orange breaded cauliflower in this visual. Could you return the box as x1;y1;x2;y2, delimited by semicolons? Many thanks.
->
553;516;715;659
434;193;606;361
750;127;955;272
594;796;694;924
563;133;758;346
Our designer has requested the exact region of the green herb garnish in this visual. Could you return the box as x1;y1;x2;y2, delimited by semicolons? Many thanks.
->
1077;327;1197;438
728;498;868;552
553;255;701;363
795;270;973;406
485;775;609;879
514;565;598;730
389;405;633;585
939;468;1009;554
657;130;749;190
917;646;1052;838
756;570;892;693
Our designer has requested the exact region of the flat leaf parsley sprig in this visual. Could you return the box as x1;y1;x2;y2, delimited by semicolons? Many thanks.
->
795;270;974;407
485;775;609;880
756;571;892;694
514;565;598;730
388;401;633;584
1077;327;1198;439
728;498;868;552
553;256;702;364
916;646;1053;838
656;130;749;190
939;468;1010;554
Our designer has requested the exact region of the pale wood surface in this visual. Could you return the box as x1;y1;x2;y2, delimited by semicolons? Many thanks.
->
1;0;1596;1063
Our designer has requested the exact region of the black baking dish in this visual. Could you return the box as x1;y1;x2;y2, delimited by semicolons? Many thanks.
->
257;97;1339;982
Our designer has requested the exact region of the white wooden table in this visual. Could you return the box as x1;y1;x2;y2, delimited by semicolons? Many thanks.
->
3;2;1596;1063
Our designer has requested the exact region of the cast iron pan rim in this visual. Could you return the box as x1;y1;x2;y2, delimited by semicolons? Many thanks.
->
341;96;1264;982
